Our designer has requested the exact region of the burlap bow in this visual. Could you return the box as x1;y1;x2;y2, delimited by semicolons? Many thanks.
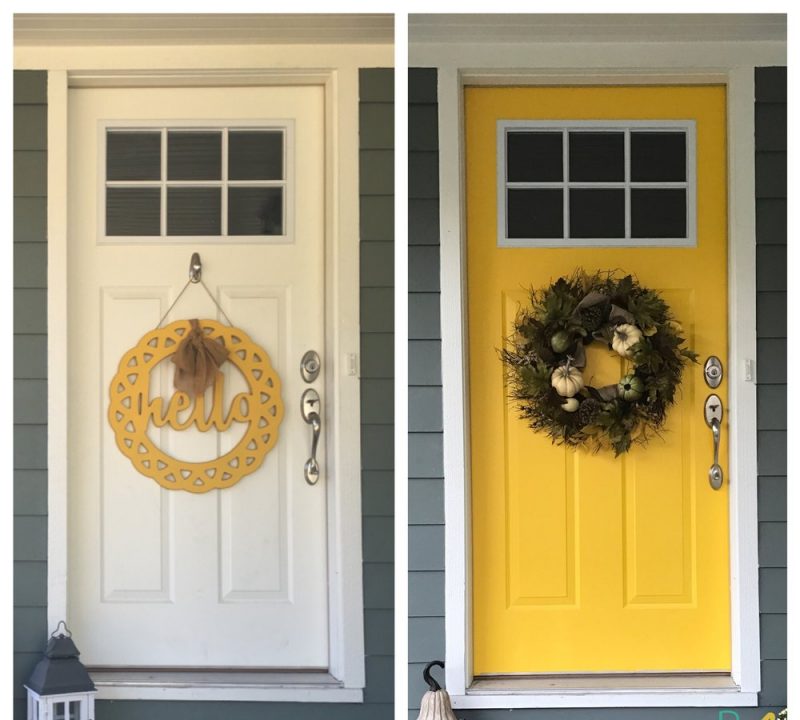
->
171;319;230;397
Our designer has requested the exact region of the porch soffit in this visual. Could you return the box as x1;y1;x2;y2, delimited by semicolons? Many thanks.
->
14;13;394;46
409;13;786;45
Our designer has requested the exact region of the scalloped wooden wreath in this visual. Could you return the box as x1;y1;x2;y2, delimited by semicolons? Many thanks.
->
108;319;284;493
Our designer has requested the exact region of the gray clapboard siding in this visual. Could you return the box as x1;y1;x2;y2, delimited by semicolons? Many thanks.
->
14;197;48;243
13;71;49;713
756;198;787;244
407;65;787;715
13;68;394;720
408;77;444;708
757;476;787;522
14;470;48;516
350;66;395;720
409;340;442;386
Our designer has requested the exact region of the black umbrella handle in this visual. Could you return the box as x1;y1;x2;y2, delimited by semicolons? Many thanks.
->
422;660;445;691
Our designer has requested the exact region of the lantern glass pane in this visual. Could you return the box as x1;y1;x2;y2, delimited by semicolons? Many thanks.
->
68;700;82;720
53;702;66;720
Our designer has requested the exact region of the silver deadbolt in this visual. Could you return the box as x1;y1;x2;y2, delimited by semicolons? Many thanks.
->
703;356;723;388
301;350;321;383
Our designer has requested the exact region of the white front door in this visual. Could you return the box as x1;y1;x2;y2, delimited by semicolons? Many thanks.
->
67;84;329;668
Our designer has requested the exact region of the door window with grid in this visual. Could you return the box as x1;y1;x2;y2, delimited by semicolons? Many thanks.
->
497;120;696;247
102;122;293;242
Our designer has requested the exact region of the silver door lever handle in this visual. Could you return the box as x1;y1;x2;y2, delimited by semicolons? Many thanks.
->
704;394;724;490
709;417;723;490
301;389;321;485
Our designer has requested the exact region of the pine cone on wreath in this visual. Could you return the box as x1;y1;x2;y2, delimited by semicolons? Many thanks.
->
579;304;606;334
577;398;602;426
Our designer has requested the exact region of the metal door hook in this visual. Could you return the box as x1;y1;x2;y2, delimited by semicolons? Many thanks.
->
189;252;202;283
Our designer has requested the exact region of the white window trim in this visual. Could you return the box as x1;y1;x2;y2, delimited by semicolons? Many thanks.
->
497;119;697;248
426;50;778;708
99;119;295;244
28;38;393;700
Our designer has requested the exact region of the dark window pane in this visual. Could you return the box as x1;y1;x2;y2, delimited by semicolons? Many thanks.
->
228;188;284;236
631;189;687;238
569;189;625;238
631;132;686;181
106;188;160;236
507;188;563;239
167;188;221;236
107;131;161;181
229;131;283;181
569;132;624;182
506;132;562;182
167;131;222;180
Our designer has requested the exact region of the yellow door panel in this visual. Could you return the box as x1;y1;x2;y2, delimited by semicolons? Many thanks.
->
466;86;730;675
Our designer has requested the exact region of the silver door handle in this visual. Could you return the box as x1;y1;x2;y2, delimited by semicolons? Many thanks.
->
704;394;724;490
709;418;723;490
301;389;321;485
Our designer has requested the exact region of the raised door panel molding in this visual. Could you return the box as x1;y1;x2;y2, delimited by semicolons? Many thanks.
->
100;287;173;603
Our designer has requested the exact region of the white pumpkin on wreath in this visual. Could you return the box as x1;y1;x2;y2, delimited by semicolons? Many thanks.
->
551;361;585;398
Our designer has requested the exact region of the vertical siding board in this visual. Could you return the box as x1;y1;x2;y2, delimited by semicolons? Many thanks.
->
407;65;787;714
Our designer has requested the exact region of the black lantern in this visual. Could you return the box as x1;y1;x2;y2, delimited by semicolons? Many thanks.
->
25;622;96;720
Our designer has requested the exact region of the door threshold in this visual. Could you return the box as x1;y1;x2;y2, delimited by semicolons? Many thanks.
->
90;667;340;688
456;672;757;709
471;672;738;693
88;667;362;703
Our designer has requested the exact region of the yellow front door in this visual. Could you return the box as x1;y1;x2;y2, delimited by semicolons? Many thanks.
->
466;86;730;675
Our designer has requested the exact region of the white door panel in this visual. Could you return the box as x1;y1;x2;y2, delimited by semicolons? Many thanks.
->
67;85;328;668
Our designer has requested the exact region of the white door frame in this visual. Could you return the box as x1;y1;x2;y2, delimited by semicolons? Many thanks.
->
417;31;784;708
23;34;391;699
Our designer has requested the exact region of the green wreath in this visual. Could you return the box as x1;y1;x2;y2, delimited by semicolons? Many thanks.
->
501;270;698;456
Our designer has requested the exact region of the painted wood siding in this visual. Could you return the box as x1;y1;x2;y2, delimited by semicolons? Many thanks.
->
357;66;395;719
753;65;787;708
12;68;394;720
408;68;445;713
13;70;49;720
407;66;786;717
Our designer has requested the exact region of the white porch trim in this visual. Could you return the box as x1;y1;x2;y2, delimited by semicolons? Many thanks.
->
24;31;391;701
420;28;784;709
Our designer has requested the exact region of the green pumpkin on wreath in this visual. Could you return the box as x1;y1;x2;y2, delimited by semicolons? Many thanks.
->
618;373;644;402
550;330;573;354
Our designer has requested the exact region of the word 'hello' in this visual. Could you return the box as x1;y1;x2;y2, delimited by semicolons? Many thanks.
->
139;373;254;432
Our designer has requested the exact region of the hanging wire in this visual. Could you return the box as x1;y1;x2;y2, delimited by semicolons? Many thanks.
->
156;277;234;329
